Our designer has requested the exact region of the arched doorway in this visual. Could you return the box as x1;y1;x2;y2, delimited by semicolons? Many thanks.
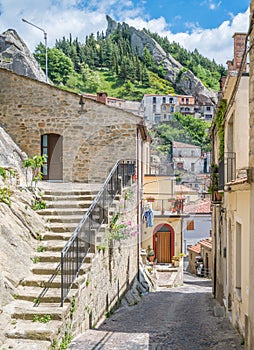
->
153;224;175;263
41;134;63;180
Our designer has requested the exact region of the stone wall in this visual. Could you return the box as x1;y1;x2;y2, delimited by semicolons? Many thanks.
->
70;194;139;337
0;68;141;182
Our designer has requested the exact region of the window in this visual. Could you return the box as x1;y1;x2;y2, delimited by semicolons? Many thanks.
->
153;97;156;104
177;162;183;169
164;114;167;119
186;98;189;104
181;98;184;103
206;106;211;111
191;163;195;172
170;106;174;112
162;97;166;103
178;151;182;157
162;106;166;111
153;105;156;112
169;98;173;103
187;220;194;230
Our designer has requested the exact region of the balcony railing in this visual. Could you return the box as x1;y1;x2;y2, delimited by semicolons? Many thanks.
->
60;160;135;306
218;152;236;190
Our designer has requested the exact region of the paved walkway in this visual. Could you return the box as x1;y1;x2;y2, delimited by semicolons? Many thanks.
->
68;273;243;350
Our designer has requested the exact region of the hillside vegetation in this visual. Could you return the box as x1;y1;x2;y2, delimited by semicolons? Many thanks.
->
34;26;226;100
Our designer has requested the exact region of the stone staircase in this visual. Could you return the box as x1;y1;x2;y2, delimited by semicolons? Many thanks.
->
2;186;100;349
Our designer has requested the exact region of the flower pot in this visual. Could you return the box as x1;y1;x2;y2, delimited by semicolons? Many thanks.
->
148;255;155;262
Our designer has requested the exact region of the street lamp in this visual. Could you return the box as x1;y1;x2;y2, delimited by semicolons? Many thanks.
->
22;18;48;83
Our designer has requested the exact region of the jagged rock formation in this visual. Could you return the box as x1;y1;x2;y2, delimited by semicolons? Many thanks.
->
106;15;218;104
0;29;47;82
0;127;29;186
0;127;46;345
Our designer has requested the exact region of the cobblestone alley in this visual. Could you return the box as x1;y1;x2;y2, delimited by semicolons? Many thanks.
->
68;272;243;350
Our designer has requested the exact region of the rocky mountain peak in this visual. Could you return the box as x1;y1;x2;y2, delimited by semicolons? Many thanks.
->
0;29;47;82
106;16;218;104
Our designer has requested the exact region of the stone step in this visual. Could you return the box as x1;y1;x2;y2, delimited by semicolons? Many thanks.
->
21;274;82;289
6;319;63;341
2;338;52;350
42;194;95;201
4;300;70;321
32;262;61;275
38;208;86;216
32;251;61;263
16;286;76;304
42;190;98;196
40;232;72;242
39;240;67;252
45;215;83;224
32;261;92;275
45;200;92;209
48;223;78;233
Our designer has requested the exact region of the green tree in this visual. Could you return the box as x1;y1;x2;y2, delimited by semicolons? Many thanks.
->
34;45;75;85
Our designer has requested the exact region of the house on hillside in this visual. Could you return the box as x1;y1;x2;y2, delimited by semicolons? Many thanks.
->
172;141;204;174
140;94;178;125
210;32;250;344
139;93;215;125
175;95;195;116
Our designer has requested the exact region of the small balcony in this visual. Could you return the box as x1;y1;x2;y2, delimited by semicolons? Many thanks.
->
218;152;236;190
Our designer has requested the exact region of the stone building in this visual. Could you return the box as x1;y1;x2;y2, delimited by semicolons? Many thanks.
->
172;141;204;174
0;68;149;183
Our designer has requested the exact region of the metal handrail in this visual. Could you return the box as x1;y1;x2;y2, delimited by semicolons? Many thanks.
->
60;160;135;306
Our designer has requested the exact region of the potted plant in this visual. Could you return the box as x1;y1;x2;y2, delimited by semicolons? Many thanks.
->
146;196;155;202
172;255;180;267
147;245;155;262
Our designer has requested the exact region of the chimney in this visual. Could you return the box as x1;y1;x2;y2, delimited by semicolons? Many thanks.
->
226;60;234;73
220;76;227;90
233;33;247;72
97;91;108;104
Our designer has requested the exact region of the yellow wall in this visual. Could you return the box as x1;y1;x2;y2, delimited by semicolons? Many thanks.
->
142;216;182;257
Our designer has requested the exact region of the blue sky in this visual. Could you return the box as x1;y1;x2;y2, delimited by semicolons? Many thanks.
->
0;0;250;65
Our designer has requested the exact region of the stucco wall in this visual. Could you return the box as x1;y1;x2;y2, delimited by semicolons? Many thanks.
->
0;68;140;182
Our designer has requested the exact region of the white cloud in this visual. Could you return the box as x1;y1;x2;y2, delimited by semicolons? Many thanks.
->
201;0;222;11
0;0;250;66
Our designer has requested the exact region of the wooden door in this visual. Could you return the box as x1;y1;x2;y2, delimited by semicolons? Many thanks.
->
41;134;63;180
156;230;171;263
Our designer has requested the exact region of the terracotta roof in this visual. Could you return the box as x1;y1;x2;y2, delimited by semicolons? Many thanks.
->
188;243;201;254
187;238;212;253
184;199;211;214
200;238;212;250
